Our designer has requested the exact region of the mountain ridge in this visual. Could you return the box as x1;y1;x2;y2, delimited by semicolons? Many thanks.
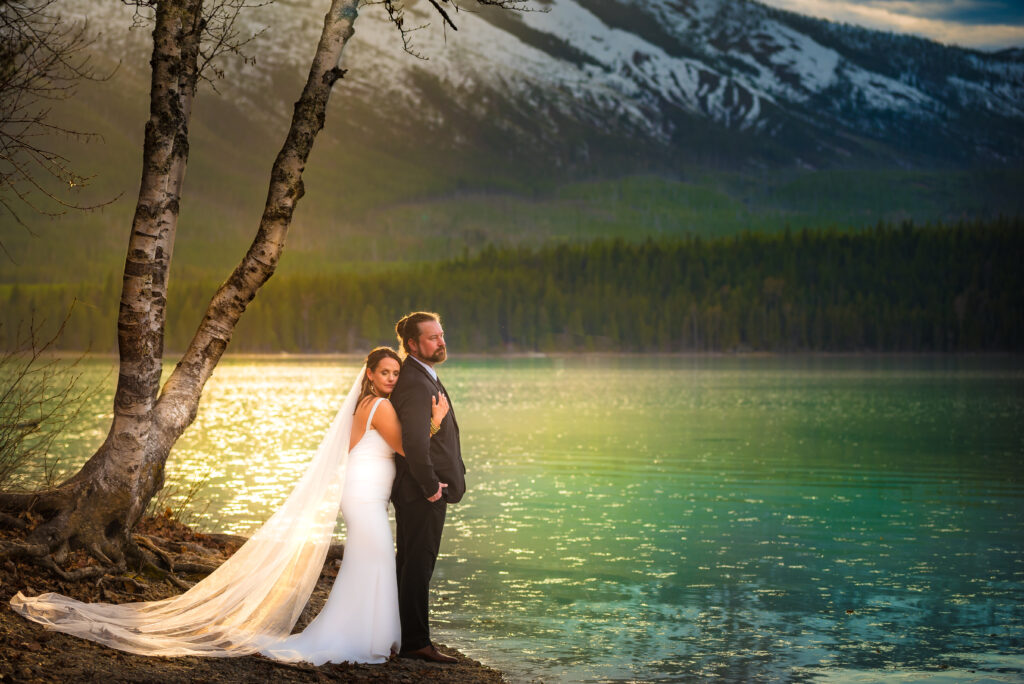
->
1;0;1020;286
64;0;1024;169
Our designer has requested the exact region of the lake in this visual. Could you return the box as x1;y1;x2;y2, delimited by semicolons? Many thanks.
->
24;356;1024;682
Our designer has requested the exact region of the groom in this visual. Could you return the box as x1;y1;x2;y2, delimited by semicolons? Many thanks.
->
390;311;466;663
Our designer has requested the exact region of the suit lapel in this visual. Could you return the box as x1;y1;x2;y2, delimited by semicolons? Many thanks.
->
403;358;458;430
403;356;441;391
435;377;458;431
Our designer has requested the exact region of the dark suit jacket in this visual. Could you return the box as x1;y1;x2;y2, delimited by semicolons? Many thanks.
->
390;357;466;504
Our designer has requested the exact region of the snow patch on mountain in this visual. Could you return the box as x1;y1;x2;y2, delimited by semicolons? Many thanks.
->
749;21;842;94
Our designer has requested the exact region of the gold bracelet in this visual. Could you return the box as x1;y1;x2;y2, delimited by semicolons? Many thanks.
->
429;420;440;436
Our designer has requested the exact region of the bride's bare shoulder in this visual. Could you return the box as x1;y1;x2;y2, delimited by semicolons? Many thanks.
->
370;398;398;422
353;395;376;418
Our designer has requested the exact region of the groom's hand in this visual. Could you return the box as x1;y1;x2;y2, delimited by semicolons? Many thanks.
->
427;482;448;502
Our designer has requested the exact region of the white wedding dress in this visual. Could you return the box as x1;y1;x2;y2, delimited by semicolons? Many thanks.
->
10;368;399;664
261;397;400;664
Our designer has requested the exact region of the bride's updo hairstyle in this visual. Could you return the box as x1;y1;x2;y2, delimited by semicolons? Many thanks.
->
357;346;402;407
395;311;441;359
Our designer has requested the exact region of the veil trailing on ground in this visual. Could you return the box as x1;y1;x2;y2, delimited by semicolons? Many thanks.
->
10;367;366;657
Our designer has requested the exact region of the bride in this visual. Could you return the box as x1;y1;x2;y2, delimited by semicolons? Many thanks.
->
10;346;449;666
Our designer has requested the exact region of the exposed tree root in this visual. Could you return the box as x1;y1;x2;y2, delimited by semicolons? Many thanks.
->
172;561;220;575
138;533;217;558
161;570;193;591
87;542;114;567
175;540;217;557
98;574;146;595
2;519;210;594
0;488;66;516
35;555;110;582
128;538;196;590
0;539;50;560
0;491;36;512
0;511;26;530
134;534;174;569
205;532;247;546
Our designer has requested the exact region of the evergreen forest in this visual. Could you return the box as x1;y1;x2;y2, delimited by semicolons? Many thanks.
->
2;218;1021;354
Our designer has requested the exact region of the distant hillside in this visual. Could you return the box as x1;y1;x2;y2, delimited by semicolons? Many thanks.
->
3;219;1021;353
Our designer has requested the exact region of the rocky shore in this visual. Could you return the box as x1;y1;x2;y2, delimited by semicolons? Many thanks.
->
0;513;504;683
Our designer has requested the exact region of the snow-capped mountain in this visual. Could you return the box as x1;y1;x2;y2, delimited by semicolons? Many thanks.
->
72;0;1024;170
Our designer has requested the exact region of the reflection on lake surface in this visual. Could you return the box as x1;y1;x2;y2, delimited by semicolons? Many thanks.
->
32;356;1024;682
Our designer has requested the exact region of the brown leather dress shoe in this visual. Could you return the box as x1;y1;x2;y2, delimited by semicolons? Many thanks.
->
399;644;458;663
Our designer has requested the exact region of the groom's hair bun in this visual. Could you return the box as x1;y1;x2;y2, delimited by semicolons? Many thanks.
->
395;311;441;356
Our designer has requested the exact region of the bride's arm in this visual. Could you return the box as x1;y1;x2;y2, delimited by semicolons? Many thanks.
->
374;396;447;457
372;400;405;456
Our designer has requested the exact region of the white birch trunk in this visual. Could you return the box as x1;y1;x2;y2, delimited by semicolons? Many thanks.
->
5;0;361;566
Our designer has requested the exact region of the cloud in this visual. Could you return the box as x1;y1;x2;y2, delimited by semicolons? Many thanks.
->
862;0;1021;24
759;0;1024;49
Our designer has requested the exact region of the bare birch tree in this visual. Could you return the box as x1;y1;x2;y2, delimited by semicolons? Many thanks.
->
0;0;527;577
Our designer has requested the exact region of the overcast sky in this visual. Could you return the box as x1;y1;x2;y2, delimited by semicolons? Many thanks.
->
756;0;1024;50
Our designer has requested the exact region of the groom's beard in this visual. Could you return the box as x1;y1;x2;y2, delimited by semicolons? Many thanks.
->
427;347;447;364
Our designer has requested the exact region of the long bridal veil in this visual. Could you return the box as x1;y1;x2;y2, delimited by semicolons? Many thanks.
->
10;367;366;657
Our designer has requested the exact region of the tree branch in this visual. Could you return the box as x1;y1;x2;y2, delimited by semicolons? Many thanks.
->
372;0;534;58
0;0;117;231
156;0;362;436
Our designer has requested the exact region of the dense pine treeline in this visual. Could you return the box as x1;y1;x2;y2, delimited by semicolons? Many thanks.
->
2;219;1021;353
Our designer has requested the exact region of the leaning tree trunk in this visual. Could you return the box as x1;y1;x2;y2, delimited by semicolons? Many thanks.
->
1;0;362;570
0;0;203;567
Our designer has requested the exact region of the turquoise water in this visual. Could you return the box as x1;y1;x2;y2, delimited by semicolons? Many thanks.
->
24;356;1024;682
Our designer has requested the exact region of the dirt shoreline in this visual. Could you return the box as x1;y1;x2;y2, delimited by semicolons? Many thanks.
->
0;515;505;683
